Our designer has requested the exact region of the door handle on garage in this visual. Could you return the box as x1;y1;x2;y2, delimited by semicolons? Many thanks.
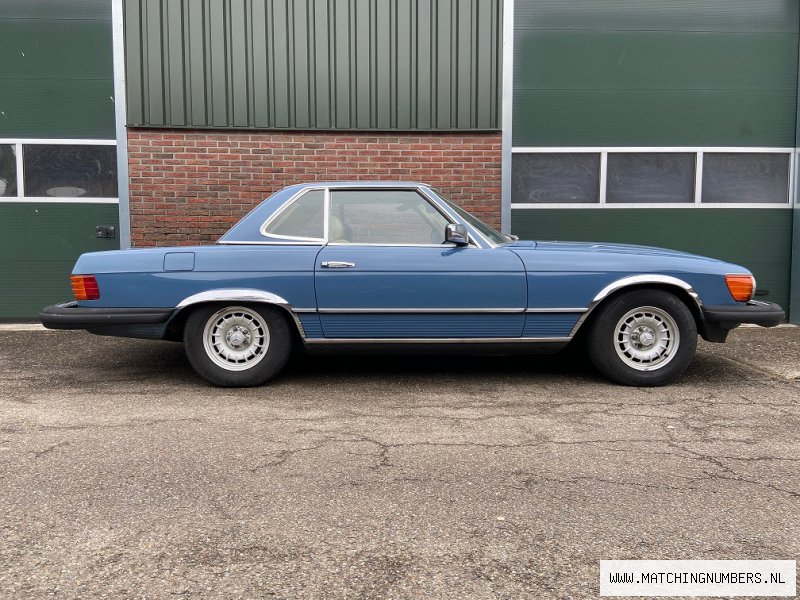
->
321;261;356;268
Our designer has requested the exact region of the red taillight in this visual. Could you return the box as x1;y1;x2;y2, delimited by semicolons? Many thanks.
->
71;275;100;301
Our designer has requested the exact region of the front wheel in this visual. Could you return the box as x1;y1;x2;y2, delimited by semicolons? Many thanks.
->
585;290;697;386
183;303;291;387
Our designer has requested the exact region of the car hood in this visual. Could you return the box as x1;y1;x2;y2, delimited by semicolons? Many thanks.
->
510;240;708;260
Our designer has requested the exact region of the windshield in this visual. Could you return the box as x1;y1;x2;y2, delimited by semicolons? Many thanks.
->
436;192;510;246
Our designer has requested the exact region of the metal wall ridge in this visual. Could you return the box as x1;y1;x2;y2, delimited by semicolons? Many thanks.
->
124;0;501;131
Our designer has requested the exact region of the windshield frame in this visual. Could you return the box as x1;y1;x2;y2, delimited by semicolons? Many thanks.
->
432;189;511;246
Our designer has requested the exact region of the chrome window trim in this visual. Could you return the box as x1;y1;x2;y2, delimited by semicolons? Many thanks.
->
255;183;490;248
174;288;306;338
304;336;572;345
259;187;327;241
218;241;325;246
511;147;795;209
568;274;701;337
325;242;460;248
328;185;481;247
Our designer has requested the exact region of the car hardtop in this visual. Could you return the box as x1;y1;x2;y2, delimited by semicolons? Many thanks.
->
219;181;466;245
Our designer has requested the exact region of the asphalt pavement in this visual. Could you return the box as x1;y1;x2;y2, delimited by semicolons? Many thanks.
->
0;327;798;598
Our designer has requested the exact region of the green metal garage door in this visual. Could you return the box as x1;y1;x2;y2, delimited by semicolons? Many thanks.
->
510;0;797;312
0;1;119;319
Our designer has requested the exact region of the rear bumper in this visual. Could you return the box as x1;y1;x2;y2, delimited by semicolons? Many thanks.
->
39;301;173;339
700;300;785;342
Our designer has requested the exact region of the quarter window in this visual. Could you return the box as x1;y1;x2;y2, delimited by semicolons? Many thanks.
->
263;189;325;240
329;190;450;245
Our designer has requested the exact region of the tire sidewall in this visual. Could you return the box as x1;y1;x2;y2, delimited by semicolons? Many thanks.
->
183;303;292;387
587;290;697;386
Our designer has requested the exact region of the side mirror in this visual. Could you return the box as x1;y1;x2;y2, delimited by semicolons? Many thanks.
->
445;223;469;246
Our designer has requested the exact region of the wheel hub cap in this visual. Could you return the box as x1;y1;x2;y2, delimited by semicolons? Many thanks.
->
631;326;656;349
226;326;251;349
614;306;680;372
202;307;271;372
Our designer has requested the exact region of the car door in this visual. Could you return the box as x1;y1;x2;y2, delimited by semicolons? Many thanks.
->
314;187;527;339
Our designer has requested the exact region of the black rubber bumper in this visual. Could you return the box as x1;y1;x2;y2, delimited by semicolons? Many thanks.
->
700;300;785;342
39;302;174;339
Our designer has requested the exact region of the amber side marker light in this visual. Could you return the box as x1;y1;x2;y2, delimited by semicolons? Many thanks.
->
71;275;100;301
725;274;755;302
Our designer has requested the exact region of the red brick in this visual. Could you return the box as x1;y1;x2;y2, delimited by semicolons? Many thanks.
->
128;128;501;246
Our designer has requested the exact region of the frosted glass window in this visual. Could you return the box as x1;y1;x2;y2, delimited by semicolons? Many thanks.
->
23;145;117;198
607;153;695;204
512;153;600;203
0;145;16;197
702;153;789;204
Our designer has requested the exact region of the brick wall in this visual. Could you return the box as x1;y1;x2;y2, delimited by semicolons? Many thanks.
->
127;129;501;246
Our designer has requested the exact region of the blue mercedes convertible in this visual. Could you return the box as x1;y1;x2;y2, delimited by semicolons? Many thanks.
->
41;182;784;387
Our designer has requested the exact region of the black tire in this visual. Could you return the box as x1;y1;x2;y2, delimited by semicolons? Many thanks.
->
183;303;292;387
585;289;697;386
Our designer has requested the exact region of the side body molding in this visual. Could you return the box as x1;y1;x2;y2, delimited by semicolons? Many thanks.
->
569;274;702;337
174;288;306;337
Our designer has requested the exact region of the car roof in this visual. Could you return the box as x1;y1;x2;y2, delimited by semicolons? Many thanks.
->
287;181;430;190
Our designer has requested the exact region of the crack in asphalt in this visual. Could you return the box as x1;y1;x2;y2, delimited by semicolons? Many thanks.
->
31;441;70;458
241;434;800;499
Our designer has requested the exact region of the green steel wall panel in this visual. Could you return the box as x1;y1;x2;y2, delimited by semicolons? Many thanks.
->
513;0;799;147
0;13;114;139
511;208;793;312
1;0;111;20
0;204;120;320
124;0;501;130
515;0;799;32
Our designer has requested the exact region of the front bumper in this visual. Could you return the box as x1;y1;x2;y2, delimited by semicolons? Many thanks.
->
40;301;174;339
700;300;785;342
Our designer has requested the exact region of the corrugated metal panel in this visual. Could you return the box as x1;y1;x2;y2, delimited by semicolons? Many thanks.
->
124;0;501;130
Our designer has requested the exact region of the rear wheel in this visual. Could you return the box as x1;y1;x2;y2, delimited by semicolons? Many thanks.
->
586;289;697;386
183;303;291;387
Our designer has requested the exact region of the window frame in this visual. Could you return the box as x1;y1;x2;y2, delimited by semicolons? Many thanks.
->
326;187;459;247
259;184;486;248
0;138;118;204
260;187;327;242
511;147;795;209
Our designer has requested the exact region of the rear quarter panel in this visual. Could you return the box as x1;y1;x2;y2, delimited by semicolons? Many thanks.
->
72;245;321;309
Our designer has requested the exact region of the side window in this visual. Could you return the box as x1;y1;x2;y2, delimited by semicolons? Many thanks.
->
263;189;325;240
329;190;450;244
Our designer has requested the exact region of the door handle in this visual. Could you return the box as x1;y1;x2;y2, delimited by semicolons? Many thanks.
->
321;261;356;269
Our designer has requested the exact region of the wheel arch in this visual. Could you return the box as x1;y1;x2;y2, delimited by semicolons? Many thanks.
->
163;289;306;342
569;275;703;339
